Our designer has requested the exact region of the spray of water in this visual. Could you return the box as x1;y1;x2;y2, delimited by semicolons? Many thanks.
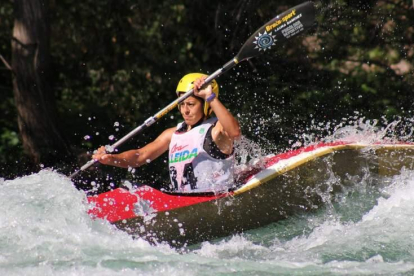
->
1;115;414;275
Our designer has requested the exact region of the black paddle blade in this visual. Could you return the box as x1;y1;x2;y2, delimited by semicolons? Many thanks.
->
235;1;316;62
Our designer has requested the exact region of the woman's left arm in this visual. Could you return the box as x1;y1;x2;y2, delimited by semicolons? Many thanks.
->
209;97;241;140
193;77;241;154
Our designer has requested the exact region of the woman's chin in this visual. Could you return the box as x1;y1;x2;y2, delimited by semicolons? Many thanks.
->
183;115;203;126
184;118;193;125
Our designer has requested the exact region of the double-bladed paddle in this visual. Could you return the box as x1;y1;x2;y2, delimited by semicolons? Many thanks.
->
69;1;316;178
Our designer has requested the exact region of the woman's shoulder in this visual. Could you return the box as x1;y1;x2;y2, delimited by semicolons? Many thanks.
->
157;126;177;140
203;117;218;127
165;126;177;135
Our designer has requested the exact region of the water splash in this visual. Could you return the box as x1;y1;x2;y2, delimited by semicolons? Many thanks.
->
234;136;271;173
0;170;183;275
2;115;414;275
274;170;414;265
193;169;414;275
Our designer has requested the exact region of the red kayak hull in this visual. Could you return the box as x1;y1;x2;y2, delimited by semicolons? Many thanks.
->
87;142;414;246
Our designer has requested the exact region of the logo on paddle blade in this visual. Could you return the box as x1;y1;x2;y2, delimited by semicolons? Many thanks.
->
253;31;276;51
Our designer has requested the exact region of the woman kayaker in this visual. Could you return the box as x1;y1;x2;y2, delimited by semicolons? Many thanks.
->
92;73;241;193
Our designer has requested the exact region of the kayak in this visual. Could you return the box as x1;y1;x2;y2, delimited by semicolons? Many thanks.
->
87;141;414;246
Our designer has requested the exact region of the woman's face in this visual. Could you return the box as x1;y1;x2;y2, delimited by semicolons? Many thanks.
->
178;96;204;127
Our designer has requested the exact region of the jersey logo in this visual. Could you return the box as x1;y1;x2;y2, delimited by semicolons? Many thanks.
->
169;148;198;163
170;144;188;154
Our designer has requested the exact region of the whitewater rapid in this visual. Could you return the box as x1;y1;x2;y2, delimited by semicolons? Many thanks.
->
1;164;414;275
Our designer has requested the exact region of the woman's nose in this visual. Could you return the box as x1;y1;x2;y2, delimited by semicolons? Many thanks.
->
182;104;190;111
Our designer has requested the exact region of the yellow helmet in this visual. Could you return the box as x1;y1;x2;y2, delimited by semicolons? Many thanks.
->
176;73;219;116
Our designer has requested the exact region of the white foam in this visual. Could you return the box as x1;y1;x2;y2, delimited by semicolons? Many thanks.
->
0;170;180;275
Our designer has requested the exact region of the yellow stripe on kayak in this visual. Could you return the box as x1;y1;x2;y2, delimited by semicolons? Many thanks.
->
233;143;414;196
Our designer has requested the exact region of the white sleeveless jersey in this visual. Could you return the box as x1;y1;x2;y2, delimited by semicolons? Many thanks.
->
168;118;234;193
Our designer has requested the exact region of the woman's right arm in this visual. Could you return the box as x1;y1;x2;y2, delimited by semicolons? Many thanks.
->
93;127;176;168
